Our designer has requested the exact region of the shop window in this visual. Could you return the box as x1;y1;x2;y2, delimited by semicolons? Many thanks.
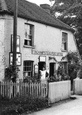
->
62;32;68;51
24;24;34;46
23;61;33;78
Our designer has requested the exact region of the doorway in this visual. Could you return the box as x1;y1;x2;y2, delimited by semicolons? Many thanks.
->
38;62;46;71
49;63;55;77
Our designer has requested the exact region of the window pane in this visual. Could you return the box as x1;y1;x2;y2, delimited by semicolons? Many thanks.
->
27;40;30;46
62;33;67;42
27;61;31;65
29;35;32;40
27;67;31;71
28;72;31;76
24;39;27;45
62;32;67;50
63;42;66;50
24;61;26;66
30;26;32;34
62;33;67;38
27;25;30;35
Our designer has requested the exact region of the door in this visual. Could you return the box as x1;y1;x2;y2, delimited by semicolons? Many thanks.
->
49;63;55;77
38;62;46;71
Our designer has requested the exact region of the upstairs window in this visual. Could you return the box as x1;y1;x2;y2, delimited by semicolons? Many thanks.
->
62;32;68;51
24;23;34;46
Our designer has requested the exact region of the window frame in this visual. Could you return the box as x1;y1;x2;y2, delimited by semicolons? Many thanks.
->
23;60;33;78
62;32;68;51
24;23;34;47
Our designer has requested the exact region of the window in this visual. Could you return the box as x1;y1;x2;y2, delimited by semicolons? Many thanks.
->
23;61;33;78
62;32;68;51
24;24;34;46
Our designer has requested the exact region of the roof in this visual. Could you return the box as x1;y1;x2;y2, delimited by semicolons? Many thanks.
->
0;0;74;32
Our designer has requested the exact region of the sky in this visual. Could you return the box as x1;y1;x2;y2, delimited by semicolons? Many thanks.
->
26;0;52;6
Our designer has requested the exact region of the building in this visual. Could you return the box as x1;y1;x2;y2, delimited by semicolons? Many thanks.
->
0;0;78;81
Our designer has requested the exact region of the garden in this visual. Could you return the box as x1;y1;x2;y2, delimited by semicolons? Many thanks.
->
0;95;48;115
1;51;82;114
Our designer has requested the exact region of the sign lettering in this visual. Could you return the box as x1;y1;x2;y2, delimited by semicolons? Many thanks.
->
32;50;63;56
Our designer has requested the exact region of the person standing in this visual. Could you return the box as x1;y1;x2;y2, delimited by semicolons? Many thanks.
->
40;67;49;81
40;67;48;97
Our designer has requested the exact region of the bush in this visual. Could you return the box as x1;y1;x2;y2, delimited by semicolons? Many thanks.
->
77;67;82;79
1;96;48;115
23;76;40;83
5;65;20;82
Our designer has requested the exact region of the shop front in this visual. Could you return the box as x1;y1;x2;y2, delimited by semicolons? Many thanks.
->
31;49;66;80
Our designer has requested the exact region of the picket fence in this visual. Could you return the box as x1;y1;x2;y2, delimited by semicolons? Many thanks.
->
0;81;48;99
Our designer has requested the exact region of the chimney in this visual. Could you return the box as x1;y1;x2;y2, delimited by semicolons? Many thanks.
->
40;4;50;13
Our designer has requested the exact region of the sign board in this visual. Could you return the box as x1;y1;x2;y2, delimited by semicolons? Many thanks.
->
9;52;21;66
9;53;13;65
11;34;20;52
32;49;63;56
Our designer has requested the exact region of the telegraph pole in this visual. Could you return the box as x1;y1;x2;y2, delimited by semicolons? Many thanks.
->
12;0;18;82
13;0;18;66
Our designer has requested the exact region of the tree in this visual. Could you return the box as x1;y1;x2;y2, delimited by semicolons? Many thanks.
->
5;65;20;82
62;51;81;79
49;0;82;56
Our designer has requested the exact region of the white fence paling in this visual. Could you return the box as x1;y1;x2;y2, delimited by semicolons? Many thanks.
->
0;81;48;98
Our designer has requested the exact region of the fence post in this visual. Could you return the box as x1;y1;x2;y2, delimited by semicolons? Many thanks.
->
47;81;51;105
9;81;13;98
17;78;19;95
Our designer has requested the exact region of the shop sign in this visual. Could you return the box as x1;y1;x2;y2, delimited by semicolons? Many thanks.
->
11;34;20;52
32;50;63;56
9;52;22;66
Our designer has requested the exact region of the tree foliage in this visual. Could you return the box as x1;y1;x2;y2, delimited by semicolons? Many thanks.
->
5;65;20;82
62;52;81;79
49;0;82;56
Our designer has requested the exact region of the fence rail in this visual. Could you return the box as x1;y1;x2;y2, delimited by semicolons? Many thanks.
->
0;81;48;98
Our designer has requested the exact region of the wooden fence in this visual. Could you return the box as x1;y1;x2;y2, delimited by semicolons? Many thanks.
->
0;81;48;99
